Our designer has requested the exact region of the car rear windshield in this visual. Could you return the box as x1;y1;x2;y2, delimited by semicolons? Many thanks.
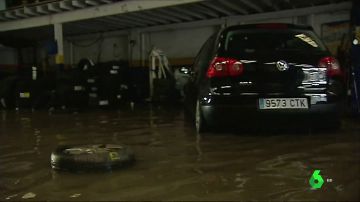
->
224;29;327;56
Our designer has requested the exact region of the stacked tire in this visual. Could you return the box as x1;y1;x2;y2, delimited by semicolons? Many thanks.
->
1;59;142;111
86;75;100;108
53;67;88;111
97;61;130;109
15;67;54;110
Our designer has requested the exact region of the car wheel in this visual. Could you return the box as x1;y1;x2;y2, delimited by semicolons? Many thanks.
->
195;100;208;133
51;144;135;172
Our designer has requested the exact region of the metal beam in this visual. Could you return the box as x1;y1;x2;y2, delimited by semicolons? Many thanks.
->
48;3;62;13
99;0;112;3
4;11;17;19
121;14;158;26
0;0;205;32
72;0;86;8
240;0;263;13
36;5;49;14
131;13;170;24
106;16;148;26
201;1;236;16
59;1;74;11
96;17;142;27
156;9;192;21
15;9;27;18
24;7;38;16
85;0;100;6
218;0;249;15
191;4;220;18
171;6;207;20
144;10;183;23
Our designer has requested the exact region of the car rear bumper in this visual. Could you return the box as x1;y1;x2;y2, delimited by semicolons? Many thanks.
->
201;102;341;127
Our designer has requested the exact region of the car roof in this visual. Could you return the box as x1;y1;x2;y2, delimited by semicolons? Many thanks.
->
222;23;313;33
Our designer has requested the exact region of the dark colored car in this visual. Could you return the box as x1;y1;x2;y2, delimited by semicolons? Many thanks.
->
184;23;345;133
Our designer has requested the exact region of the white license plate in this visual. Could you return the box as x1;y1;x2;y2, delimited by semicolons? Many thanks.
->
19;92;31;98
110;70;118;74
74;86;84;91
99;100;109;106
89;93;98;98
87;79;95;83
259;98;308;109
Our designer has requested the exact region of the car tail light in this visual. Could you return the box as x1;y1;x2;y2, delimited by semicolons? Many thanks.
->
206;57;244;78
318;57;342;78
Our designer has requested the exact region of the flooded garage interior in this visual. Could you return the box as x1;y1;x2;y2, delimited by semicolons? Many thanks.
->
0;105;360;201
1;0;360;201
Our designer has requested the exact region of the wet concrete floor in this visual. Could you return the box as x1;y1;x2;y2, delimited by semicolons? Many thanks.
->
0;105;359;201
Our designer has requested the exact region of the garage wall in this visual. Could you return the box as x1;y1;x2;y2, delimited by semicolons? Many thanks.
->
64;35;128;65
62;26;217;66
146;26;218;61
66;11;349;67
0;46;17;65
312;11;350;37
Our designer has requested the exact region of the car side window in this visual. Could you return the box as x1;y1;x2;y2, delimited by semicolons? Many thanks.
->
193;34;216;83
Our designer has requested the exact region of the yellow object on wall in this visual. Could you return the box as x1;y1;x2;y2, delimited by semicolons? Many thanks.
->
55;54;64;64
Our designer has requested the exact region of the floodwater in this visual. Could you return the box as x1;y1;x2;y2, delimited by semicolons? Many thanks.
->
0;105;359;201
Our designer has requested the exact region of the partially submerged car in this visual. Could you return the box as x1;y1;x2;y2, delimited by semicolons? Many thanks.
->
184;23;345;133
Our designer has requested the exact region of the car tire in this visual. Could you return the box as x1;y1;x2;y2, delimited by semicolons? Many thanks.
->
51;144;135;172
195;100;208;133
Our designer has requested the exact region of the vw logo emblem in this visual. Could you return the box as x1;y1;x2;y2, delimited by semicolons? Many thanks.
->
276;60;289;71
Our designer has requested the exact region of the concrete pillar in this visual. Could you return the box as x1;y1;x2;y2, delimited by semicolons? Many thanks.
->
128;29;141;67
70;41;74;65
54;23;64;65
140;32;146;67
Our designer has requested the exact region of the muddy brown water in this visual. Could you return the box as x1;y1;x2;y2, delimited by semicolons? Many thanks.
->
0;106;359;201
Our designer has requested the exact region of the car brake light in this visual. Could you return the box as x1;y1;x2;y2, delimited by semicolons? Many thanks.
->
318;57;342;78
207;57;244;78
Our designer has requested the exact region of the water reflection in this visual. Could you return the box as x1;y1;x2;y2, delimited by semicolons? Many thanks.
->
0;108;359;201
33;129;41;155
